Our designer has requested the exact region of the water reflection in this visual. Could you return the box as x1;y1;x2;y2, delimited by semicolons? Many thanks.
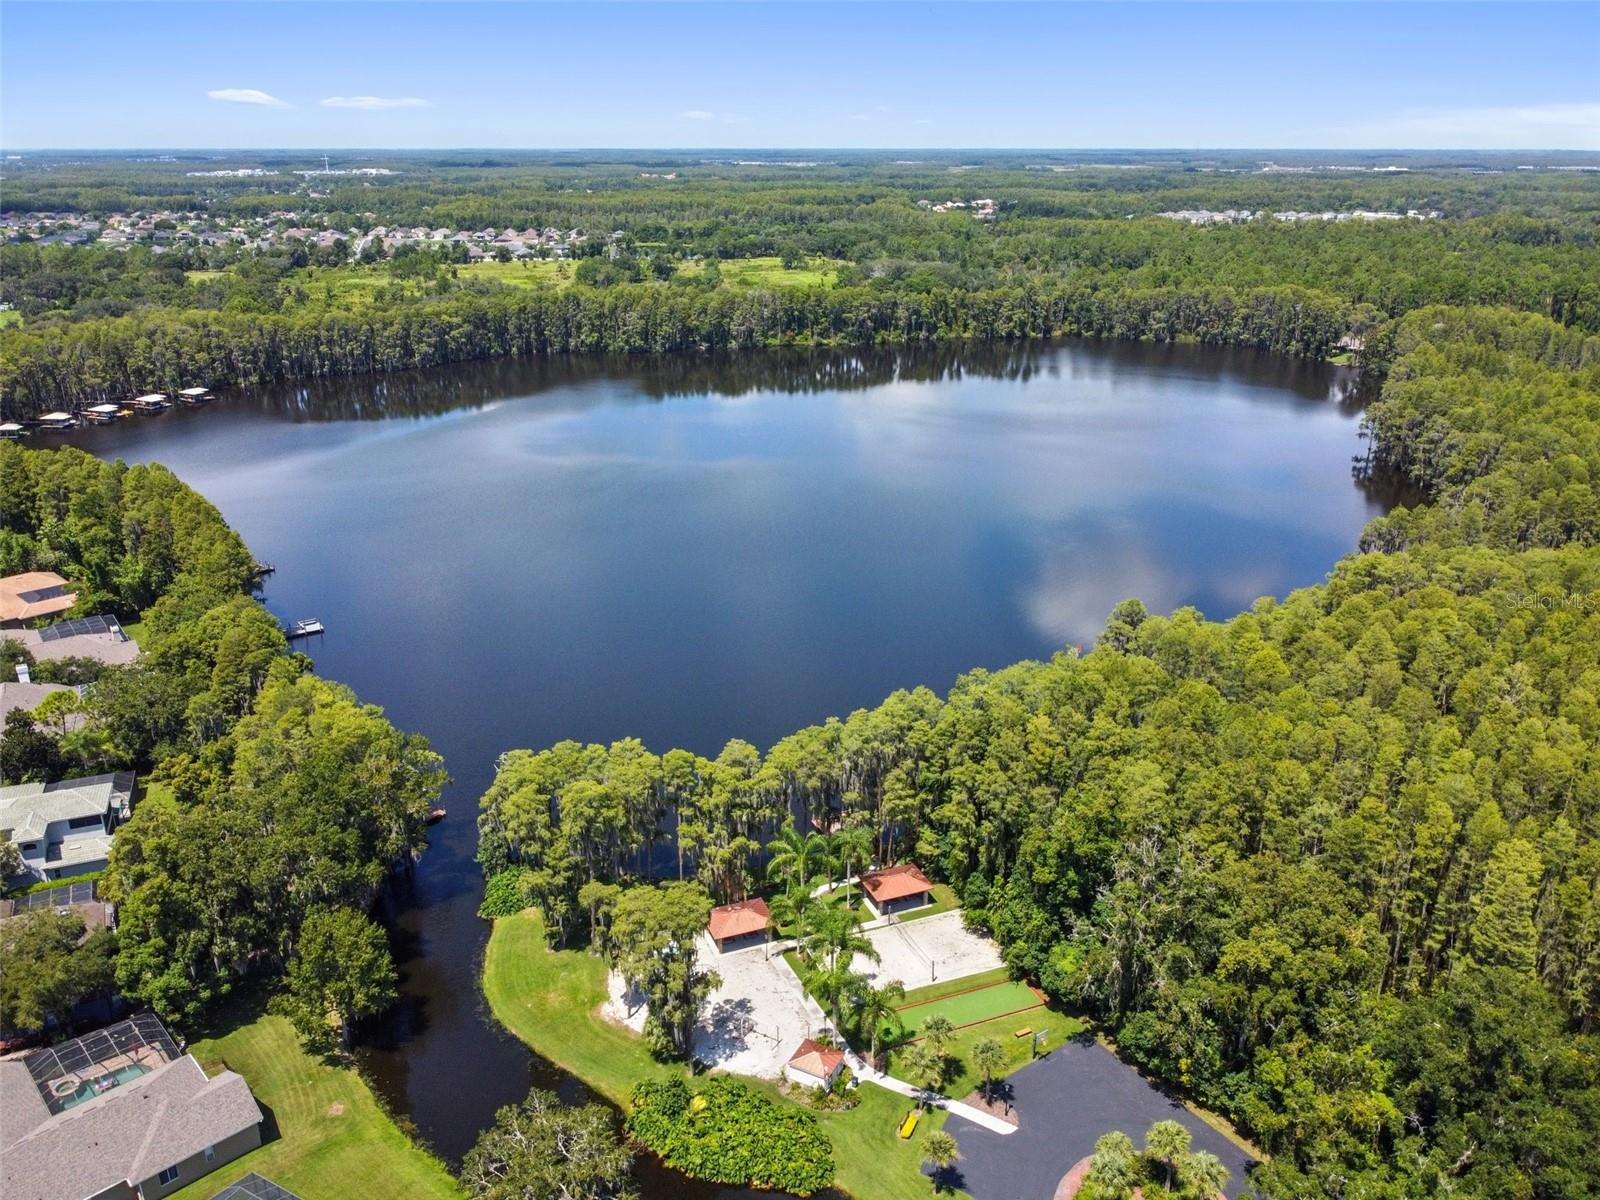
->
50;339;1393;1192
218;339;1362;424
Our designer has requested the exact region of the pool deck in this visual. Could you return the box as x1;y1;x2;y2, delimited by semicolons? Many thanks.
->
940;1037;1258;1199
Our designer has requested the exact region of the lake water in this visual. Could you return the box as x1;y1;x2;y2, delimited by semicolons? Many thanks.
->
51;339;1395;1185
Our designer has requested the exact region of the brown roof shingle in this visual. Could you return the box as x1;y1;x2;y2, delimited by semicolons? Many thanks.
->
708;898;770;942
861;863;934;904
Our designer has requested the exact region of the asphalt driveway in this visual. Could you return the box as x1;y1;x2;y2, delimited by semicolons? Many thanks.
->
940;1037;1258;1199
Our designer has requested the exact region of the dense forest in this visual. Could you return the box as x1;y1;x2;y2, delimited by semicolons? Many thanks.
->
4;153;1598;417
0;445;444;1048
478;305;1600;1199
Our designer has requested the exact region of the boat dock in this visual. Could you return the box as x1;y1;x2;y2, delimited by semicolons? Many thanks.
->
285;619;325;639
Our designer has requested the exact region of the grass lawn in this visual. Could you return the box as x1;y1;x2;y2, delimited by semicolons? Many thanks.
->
484;909;963;1200
897;979;1043;1036
886;1004;1088;1102
893;882;961;924
678;255;843;289
814;1080;950;1199
482;906;671;1104
168;1008;461;1200
0;309;22;329
136;778;174;808
190;254;839;320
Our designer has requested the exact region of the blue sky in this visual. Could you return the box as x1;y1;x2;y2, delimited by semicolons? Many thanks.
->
2;2;1597;150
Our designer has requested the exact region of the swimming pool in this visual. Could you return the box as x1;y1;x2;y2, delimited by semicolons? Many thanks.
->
57;1062;151;1109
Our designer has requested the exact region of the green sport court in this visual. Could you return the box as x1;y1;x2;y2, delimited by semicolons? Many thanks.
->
895;978;1044;1036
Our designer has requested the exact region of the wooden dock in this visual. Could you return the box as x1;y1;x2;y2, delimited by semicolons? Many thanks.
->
285;619;325;639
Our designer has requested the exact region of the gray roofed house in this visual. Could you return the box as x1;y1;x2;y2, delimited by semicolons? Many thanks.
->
0;680;76;739
0;772;134;884
0;1047;264;1200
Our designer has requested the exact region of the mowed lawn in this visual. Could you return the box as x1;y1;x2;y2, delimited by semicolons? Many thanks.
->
168;1010;461;1200
484;909;956;1200
897;977;1044;1036
481;905;671;1103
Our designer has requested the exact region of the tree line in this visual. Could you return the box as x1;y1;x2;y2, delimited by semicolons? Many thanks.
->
477;308;1600;1200
0;445;444;1053
1;281;1356;418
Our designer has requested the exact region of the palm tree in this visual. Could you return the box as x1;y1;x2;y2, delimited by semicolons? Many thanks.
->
919;1014;956;1059
830;824;874;902
920;1129;960;1194
802;904;879;974
971;1037;1004;1103
1144;1120;1192;1193
851;979;906;1065
766;885;813;942
810;961;866;1032
1084;1131;1138;1198
900;1041;945;1109
765;827;828;891
1179;1149;1230;1200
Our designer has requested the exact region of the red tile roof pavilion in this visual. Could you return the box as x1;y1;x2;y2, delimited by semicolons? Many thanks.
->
786;1038;846;1081
707;898;770;943
860;863;934;905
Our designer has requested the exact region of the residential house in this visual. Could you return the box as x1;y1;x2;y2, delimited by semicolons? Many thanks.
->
0;572;77;628
0;1015;264;1200
0;679;77;740
0;772;135;884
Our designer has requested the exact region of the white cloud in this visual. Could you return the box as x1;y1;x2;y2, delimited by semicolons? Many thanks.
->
1337;102;1600;150
207;88;290;109
320;95;430;110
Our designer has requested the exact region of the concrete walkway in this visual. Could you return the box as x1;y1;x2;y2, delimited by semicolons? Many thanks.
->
840;1045;1018;1135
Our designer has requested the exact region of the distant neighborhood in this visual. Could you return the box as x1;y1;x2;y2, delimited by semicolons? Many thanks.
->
1156;207;1444;225
1;209;595;261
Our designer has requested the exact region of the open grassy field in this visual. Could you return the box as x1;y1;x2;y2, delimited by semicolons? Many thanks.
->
169;1008;461;1200
484;909;955;1200
185;254;839;316
677;255;842;288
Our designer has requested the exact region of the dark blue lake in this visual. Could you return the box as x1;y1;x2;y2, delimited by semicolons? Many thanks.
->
52;339;1394;1180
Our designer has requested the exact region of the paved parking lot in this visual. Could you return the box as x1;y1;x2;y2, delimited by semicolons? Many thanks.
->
851;910;1004;989
943;1038;1257;1200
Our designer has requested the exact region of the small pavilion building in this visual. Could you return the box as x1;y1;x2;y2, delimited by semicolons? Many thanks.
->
706;898;770;953
860;863;935;919
783;1039;846;1090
